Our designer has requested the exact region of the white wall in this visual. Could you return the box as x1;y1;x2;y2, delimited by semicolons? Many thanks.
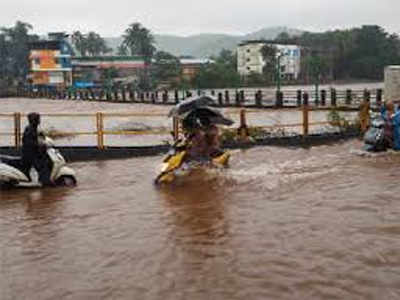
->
385;66;400;102
237;42;301;79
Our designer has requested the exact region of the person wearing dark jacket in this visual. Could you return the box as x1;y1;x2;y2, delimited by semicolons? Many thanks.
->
22;112;51;185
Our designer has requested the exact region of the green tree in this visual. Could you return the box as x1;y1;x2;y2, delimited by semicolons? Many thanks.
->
246;72;266;87
305;51;329;100
72;31;111;56
152;51;181;84
85;31;112;56
117;43;128;56
71;31;87;56
260;44;277;83
296;25;400;81
101;67;119;90
347;25;397;80
193;49;241;88
0;34;10;90
122;22;156;64
122;23;156;91
275;32;294;44
0;21;38;85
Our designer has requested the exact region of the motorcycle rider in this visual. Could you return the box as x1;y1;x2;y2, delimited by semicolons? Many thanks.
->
182;115;208;161
22;112;52;185
204;123;223;158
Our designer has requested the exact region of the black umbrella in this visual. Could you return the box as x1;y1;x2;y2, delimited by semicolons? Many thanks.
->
168;95;216;118
183;107;234;126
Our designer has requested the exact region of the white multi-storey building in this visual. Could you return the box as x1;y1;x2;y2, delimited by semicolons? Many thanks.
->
237;40;301;80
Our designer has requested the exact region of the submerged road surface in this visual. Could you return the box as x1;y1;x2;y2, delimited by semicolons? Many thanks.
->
1;139;400;299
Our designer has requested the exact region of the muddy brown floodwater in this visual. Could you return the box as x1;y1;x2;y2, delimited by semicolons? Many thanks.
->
1;137;400;300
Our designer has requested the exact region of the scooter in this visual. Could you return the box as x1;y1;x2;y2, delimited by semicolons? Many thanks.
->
0;136;77;188
154;139;230;185
362;112;386;152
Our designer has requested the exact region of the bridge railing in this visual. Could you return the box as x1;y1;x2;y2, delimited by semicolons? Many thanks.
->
15;87;383;109
0;105;362;150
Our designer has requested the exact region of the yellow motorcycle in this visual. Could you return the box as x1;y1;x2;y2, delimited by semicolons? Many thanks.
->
155;95;234;185
154;139;230;185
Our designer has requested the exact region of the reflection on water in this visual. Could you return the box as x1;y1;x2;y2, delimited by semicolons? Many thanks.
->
160;178;229;247
1;139;400;300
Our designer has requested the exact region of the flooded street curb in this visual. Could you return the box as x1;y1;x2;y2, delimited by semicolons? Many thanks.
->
0;132;359;162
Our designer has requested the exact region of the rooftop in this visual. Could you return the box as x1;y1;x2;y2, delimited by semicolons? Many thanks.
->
238;40;299;47
72;56;144;62
180;58;214;65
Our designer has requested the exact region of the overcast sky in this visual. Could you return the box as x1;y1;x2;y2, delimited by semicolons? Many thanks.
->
1;0;399;37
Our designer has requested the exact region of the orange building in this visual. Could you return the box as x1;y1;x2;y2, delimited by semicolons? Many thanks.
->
28;33;74;88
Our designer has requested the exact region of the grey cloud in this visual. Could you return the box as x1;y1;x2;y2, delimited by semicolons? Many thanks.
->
1;0;398;36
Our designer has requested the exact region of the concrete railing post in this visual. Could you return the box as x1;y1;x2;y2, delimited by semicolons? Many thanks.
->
296;90;302;107
255;90;262;107
96;112;105;150
225;90;230;105
173;117;179;141
346;89;352;105
218;92;223;106
238;109;249;142
276;90;283;108
331;88;337;107
321;90;326;106
14;112;22;149
302;102;309;137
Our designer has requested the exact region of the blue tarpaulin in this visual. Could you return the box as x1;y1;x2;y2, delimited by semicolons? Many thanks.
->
74;82;94;88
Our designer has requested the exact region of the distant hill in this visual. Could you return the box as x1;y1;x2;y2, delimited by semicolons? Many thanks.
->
105;26;303;58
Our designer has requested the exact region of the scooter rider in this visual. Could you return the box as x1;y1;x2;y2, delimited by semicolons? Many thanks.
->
22;112;52;185
182;114;208;161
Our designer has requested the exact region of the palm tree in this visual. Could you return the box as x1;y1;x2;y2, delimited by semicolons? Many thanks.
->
122;22;156;64
71;31;87;56
117;44;128;56
0;21;37;82
122;23;156;91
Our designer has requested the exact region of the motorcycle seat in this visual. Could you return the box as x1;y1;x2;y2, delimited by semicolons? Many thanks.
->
0;155;21;161
0;155;24;170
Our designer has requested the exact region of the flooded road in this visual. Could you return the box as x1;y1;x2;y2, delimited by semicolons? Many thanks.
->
1;139;400;300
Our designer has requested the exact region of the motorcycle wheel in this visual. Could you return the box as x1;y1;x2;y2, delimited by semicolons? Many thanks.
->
1;180;17;189
55;176;77;187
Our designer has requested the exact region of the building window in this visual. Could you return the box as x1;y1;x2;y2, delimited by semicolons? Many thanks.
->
246;49;250;53
246;58;251;62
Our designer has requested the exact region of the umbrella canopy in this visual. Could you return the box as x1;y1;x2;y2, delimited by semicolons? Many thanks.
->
168;95;216;118
183;106;234;126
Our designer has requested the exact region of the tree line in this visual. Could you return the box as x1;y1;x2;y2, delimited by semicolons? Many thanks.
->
195;25;400;88
276;25;400;81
